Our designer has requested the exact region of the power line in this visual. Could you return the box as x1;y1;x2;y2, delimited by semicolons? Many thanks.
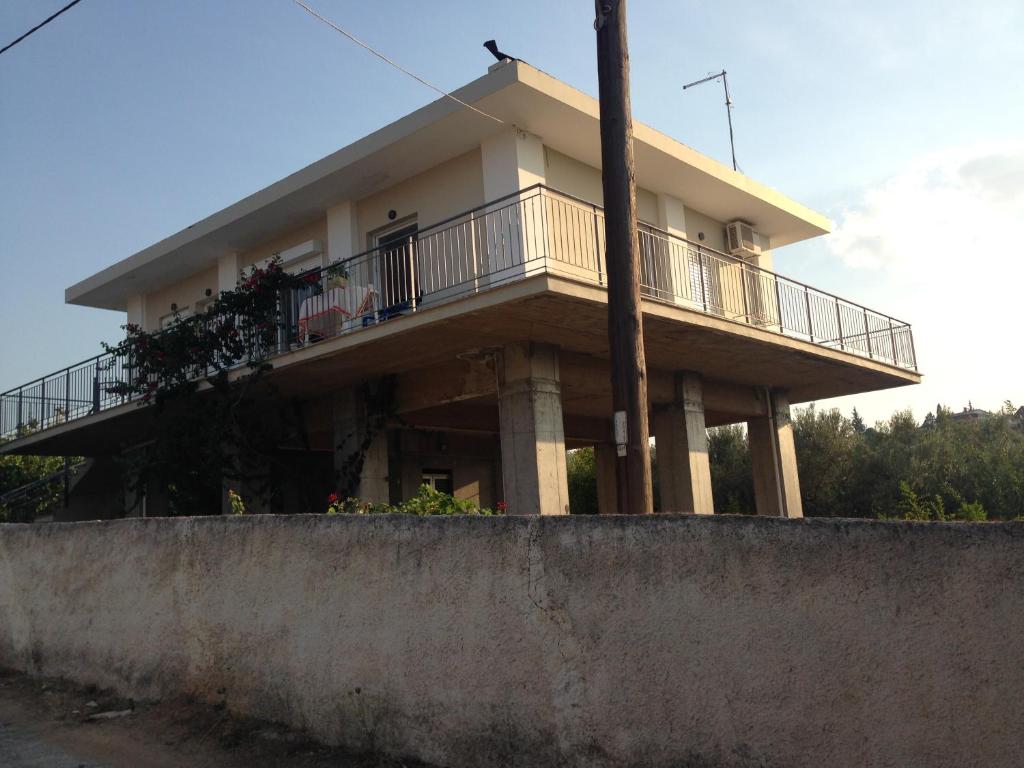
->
0;0;84;57
290;0;505;124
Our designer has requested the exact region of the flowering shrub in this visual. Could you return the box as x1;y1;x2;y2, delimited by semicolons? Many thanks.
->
326;484;501;516
102;258;314;404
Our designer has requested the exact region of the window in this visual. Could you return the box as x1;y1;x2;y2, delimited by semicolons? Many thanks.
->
422;469;453;495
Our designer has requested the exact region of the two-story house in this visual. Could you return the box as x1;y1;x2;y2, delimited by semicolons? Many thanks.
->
0;59;920;518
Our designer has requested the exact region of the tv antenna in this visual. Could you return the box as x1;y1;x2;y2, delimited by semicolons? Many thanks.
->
682;70;738;172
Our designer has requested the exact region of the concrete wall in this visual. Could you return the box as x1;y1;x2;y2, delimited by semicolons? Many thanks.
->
1;516;1020;768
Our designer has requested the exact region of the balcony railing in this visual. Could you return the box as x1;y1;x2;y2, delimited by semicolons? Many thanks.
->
0;184;916;442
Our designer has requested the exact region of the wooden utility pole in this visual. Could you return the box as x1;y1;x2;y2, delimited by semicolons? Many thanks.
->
595;0;653;515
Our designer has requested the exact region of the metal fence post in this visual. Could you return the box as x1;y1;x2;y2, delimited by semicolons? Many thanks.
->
835;301;844;349
408;235;418;310
804;287;814;341
863;308;873;358
888;317;897;365
697;249;708;311
773;275;784;332
740;263;750;324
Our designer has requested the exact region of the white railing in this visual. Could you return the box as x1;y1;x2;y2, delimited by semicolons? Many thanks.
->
0;185;916;441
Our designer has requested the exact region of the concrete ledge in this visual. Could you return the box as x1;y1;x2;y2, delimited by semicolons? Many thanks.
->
1;515;1021;767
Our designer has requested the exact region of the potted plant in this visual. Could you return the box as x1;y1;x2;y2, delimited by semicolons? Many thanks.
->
326;262;349;290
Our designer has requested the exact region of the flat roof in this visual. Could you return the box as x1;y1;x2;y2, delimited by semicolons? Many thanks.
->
66;60;831;311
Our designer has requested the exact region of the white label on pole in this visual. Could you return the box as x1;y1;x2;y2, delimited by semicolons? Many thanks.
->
614;410;627;457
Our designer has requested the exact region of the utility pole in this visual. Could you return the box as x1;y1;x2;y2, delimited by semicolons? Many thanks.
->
594;0;653;515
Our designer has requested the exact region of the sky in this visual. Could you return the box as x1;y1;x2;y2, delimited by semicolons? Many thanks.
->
1;0;1021;425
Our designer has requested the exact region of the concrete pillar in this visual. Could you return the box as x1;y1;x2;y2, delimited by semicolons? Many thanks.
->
481;127;545;200
497;342;569;515
480;128;547;282
748;390;803;518
652;372;714;515
333;387;389;503
126;294;146;329
218;253;240;294
646;193;688;300
327;200;360;263
595;442;618;515
656;193;688;240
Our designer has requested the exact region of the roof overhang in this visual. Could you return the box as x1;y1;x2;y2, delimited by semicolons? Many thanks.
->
66;60;831;311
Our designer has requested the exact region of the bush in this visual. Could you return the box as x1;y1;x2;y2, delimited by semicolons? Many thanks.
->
326;484;499;516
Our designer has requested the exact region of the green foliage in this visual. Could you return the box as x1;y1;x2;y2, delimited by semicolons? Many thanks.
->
228;489;246;515
708;424;754;515
0;425;81;522
710;402;1020;520
327;484;499;516
567;447;598;515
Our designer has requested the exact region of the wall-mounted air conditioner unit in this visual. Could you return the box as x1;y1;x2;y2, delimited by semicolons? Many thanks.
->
725;221;761;259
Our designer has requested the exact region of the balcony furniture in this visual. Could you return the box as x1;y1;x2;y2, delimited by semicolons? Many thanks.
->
298;284;377;341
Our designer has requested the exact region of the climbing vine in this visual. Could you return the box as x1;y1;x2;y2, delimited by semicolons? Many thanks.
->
335;377;401;499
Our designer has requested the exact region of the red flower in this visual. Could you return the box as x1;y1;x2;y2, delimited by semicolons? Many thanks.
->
497;501;508;512
327;492;339;504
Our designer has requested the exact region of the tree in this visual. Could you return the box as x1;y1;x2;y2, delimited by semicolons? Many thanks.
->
707;425;753;514
0;427;77;521
567;447;598;515
851;408;866;434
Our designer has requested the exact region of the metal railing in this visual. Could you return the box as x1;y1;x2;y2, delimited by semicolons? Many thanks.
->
0;184;916;442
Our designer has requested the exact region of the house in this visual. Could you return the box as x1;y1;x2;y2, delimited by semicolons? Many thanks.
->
0;59;920;518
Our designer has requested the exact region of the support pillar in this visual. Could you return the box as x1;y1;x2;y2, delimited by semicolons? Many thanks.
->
333;387;390;504
748;390;803;518
595;442;618;515
217;253;240;294
652;372;714;514
497;342;569;515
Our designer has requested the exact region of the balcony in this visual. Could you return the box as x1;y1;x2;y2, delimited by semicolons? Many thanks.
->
0;184;916;443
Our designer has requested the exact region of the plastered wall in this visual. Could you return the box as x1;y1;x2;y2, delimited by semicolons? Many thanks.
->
1;515;1020;768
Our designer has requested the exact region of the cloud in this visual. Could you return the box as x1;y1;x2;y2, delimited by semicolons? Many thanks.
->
828;143;1024;276
822;143;1023;419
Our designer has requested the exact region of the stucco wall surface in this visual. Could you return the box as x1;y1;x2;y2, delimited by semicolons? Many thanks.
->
0;515;1021;768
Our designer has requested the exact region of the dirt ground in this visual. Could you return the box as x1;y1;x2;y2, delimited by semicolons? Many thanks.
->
0;667;434;768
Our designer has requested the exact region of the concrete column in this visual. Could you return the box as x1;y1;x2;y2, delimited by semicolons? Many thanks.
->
656;193;688;239
652;372;714;515
480;128;547;282
748;390;803;518
648;193;688;300
481;127;545;200
126;294;146;329
327;200;360;263
595;442;618;515
218;253;240;293
497;342;569;516
333;387;389;504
